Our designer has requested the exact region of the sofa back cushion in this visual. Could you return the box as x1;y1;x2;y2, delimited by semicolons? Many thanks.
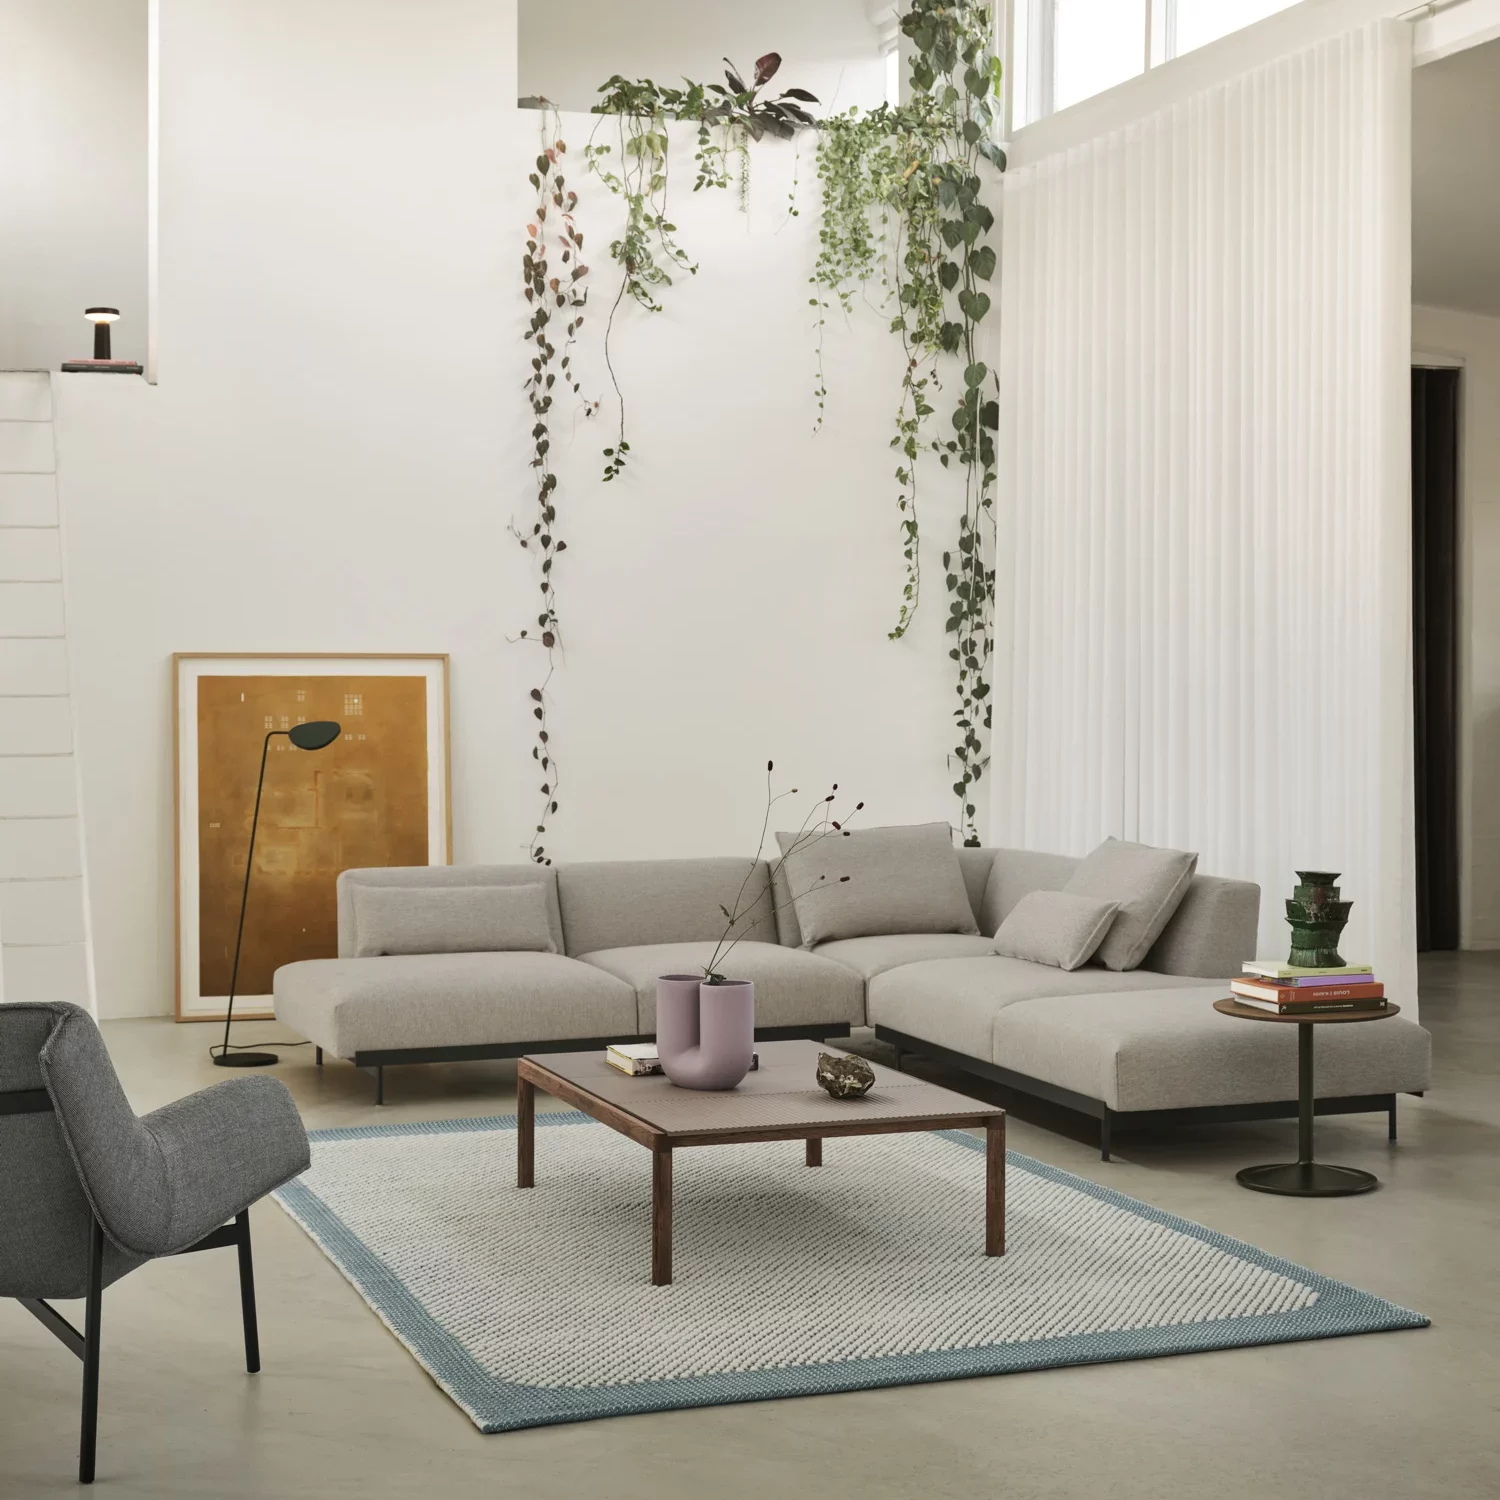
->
774;842;995;946
557;858;775;956
337;866;563;958
1063;838;1198;971
775;823;980;948
349;883;557;958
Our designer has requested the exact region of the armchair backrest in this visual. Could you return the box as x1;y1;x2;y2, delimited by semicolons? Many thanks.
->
0;1002;170;1298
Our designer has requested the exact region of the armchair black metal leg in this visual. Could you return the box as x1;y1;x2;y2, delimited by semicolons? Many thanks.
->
375;1065;384;1106
1388;1097;1398;1142
315;1046;323;1067
236;1210;260;1374
1100;1112;1112;1162
79;1219;104;1484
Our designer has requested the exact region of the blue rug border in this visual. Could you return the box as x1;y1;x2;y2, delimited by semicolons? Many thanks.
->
274;1112;1429;1434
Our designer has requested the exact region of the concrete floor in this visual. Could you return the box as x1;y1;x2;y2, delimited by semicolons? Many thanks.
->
3;954;1498;1498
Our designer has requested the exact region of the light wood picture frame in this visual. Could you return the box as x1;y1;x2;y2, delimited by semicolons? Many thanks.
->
174;653;452;1022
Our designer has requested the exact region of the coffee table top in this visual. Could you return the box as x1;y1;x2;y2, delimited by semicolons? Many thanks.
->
520;1040;1002;1148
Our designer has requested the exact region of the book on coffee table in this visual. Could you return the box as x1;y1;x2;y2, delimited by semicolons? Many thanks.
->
605;1044;760;1077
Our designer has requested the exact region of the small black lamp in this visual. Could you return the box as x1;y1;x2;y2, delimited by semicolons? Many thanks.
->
61;307;143;374
213;720;343;1068
85;307;119;359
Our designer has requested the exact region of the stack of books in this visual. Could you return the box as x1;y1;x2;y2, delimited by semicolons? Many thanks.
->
1230;961;1386;1014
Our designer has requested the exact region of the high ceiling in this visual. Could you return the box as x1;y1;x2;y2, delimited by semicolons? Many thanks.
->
1413;35;1500;317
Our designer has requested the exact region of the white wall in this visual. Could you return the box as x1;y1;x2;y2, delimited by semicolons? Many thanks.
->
518;0;885;115
0;373;95;1011
1413;304;1500;948
0;0;148;372
52;1;969;1019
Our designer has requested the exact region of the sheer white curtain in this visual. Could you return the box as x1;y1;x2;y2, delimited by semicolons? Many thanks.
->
995;21;1416;1002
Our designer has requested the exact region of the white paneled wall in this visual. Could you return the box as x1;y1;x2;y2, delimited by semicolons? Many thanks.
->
0;372;93;1009
996;22;1417;1006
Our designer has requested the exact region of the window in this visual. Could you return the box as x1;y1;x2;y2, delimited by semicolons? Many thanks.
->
1164;0;1300;61
1054;0;1146;114
1011;0;1300;127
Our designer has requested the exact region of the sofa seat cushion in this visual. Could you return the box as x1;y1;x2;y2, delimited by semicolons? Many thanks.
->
989;987;1433;1112
813;933;999;982
273;953;637;1059
866;956;1206;1061
576;941;865;1032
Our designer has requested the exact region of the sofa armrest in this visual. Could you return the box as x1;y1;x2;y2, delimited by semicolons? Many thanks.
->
1143;875;1260;978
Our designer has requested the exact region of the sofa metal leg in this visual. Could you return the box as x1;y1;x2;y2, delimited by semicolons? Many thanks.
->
1388;1097;1397;1142
79;1219;104;1484
1100;1113;1112;1162
375;1065;385;1106
236;1210;260;1374
315;1046;323;1068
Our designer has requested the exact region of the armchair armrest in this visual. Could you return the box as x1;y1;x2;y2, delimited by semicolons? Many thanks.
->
142;1076;310;1254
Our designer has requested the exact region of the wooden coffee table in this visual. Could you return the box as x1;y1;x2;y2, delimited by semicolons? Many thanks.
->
516;1039;1006;1285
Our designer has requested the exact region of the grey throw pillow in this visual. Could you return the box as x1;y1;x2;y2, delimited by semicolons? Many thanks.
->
775;822;979;949
993;891;1120;971
351;883;558;958
1062;837;1198;971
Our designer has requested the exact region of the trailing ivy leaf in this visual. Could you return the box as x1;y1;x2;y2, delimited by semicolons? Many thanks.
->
971;244;997;280
939;262;960;291
964;361;988;388
957;288;991;322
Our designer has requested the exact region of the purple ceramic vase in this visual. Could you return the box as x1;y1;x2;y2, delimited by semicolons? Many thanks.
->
655;974;755;1090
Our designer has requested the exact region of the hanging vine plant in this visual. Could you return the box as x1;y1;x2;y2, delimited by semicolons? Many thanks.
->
585;54;819;480
517;121;593;864
811;0;1005;845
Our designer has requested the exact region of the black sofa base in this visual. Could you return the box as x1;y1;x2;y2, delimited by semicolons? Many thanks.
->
332;1024;853;1105
874;1024;1401;1161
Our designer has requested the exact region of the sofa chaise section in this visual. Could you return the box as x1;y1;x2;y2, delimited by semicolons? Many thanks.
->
274;950;638;1090
987;987;1432;1119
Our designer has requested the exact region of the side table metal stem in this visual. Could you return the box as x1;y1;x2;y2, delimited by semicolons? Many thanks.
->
1237;1022;1380;1197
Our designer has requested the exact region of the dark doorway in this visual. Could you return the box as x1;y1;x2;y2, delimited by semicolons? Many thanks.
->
1412;366;1461;952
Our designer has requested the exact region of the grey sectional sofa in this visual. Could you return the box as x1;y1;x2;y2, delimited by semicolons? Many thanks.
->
273;849;1431;1156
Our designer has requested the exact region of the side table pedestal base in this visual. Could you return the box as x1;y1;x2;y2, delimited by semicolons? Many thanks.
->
1235;1161;1378;1197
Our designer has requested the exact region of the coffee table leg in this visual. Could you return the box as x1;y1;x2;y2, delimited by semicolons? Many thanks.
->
652;1146;673;1286
517;1075;534;1190
986;1117;1006;1256
805;1137;822;1167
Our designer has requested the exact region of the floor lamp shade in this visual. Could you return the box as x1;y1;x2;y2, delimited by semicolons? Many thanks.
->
213;722;342;1067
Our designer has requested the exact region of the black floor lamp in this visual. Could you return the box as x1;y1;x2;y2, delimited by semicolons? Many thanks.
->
212;720;342;1068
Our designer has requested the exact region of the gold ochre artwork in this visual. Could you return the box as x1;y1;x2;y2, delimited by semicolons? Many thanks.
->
197;675;429;998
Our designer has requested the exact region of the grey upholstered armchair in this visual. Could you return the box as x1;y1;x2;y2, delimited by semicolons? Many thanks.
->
0;1001;310;1484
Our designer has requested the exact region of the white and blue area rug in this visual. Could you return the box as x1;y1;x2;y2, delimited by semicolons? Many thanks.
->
274;1113;1426;1433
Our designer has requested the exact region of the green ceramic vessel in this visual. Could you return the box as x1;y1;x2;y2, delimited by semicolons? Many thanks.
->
1284;870;1352;968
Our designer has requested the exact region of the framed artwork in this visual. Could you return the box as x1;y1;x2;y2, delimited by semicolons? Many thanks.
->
174;654;451;1022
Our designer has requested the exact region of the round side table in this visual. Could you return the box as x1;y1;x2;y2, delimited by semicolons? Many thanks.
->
1213;998;1401;1197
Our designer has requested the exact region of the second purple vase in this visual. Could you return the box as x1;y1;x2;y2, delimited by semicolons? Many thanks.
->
655;974;755;1090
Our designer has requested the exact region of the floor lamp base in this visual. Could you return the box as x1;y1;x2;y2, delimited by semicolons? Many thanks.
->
213;1051;279;1068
